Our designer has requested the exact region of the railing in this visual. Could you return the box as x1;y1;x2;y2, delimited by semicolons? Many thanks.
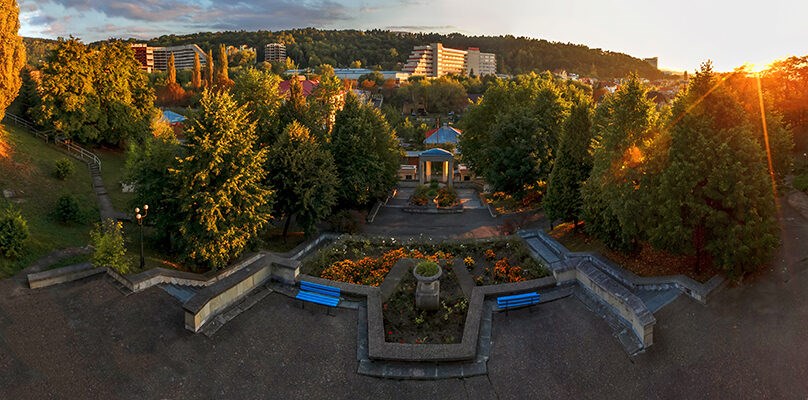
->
2;112;101;171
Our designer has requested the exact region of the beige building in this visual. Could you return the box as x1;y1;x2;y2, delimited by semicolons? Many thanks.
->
403;43;496;77
152;44;207;71
265;43;287;62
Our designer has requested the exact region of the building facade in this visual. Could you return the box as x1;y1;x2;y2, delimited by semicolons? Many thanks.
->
402;43;496;77
265;43;287;62
152;45;207;71
130;44;154;72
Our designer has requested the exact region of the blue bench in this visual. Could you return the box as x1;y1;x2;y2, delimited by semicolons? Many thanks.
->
496;292;541;314
296;281;341;313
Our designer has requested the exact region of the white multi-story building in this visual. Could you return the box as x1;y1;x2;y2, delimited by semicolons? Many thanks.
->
265;43;287;62
152;44;207;71
402;43;496;77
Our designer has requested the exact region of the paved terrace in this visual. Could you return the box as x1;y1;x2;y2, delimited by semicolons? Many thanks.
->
0;201;806;398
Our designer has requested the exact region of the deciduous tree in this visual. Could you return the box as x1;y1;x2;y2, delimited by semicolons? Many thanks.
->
0;0;25;117
232;67;284;145
266;121;337;237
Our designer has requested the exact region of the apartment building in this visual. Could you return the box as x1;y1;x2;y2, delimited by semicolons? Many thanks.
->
402;43;496;77
265;43;287;62
152;44;207;71
130;44;154;72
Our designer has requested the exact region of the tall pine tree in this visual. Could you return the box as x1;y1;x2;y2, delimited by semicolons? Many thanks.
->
191;52;202;89
205;49;214;88
174;89;273;269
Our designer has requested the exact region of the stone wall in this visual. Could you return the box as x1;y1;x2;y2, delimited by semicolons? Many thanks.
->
27;263;106;289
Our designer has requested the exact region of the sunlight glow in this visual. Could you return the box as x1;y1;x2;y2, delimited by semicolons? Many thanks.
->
755;73;779;202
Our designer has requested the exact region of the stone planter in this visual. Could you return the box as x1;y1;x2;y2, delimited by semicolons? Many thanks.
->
414;263;442;310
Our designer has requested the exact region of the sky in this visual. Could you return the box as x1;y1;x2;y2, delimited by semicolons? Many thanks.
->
17;0;808;72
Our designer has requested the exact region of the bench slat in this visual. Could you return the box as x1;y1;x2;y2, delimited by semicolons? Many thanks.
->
296;291;340;307
497;292;540;310
300;281;341;297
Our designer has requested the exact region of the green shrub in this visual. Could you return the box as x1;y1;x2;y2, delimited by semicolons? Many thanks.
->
53;194;82;224
415;260;439;277
328;210;360;234
90;219;131;274
795;172;808;192
0;207;29;259
436;187;458;207
54;158;76;180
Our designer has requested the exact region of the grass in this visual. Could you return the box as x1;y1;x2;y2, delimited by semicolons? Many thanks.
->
794;172;808;192
0;124;98;278
94;147;134;213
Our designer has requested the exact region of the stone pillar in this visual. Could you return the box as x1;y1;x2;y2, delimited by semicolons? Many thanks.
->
442;161;449;183
418;161;424;184
416;281;440;310
426;161;432;183
448;159;454;187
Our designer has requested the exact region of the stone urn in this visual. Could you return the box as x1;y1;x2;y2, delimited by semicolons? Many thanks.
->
413;261;442;310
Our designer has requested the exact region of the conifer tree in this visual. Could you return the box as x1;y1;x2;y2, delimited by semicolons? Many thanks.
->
191;53;202;89
581;75;659;250
0;0;25;117
266;121;338;237
544;95;594;225
205;49;214;88
174;89;273;269
648;63;778;275
215;44;232;88
167;53;176;84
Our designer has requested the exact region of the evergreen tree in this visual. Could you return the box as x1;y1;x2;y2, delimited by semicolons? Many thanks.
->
231;68;283;145
167;53;176;84
215;44;232;89
205;49;214;88
581;75;659;250
330;94;400;208
174;89;273;269
649;63;778;275
544;96;594;225
266;121;338;237
0;0;25;117
191;52;202;89
160;52;186;105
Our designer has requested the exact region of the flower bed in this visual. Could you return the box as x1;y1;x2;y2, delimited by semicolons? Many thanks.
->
383;263;467;344
301;236;549;286
410;183;459;207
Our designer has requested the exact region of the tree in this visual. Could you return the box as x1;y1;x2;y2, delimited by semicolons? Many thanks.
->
35;39;154;146
277;76;310;131
125;118;184;252
309;64;343;138
191;52;202;89
0;206;28;259
350;60;362;68
205;49;214;88
0;0;25;117
648;63;778;275
90;219;130;274
544;96;594;225
330;94;400;208
459;73;569;195
159;53;187;105
232;67;284;145
18;66;40;120
581;75;659;250
266;121;338;237
215;44;233;89
174;89;273;269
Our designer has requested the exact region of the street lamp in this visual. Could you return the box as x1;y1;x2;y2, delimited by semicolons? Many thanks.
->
135;204;149;269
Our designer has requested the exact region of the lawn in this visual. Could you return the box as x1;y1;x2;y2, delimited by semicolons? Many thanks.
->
0;125;98;278
94;147;134;213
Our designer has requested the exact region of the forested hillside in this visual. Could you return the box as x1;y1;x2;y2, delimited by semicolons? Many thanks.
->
147;29;662;79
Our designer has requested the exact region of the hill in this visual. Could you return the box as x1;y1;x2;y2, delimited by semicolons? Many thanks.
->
147;29;662;79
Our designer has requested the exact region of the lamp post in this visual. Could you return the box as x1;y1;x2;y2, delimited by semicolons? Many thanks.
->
135;204;149;269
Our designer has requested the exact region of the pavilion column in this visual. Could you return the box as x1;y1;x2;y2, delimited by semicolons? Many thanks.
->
426;161;432;182
442;161;449;184
419;161;424;184
448;159;454;187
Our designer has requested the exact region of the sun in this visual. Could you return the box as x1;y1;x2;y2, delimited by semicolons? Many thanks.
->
742;62;768;74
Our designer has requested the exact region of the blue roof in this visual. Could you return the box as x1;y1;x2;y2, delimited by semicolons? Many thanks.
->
420;148;453;157
423;125;461;145
161;110;186;124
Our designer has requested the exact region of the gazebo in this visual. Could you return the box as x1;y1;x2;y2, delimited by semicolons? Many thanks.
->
418;148;454;187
